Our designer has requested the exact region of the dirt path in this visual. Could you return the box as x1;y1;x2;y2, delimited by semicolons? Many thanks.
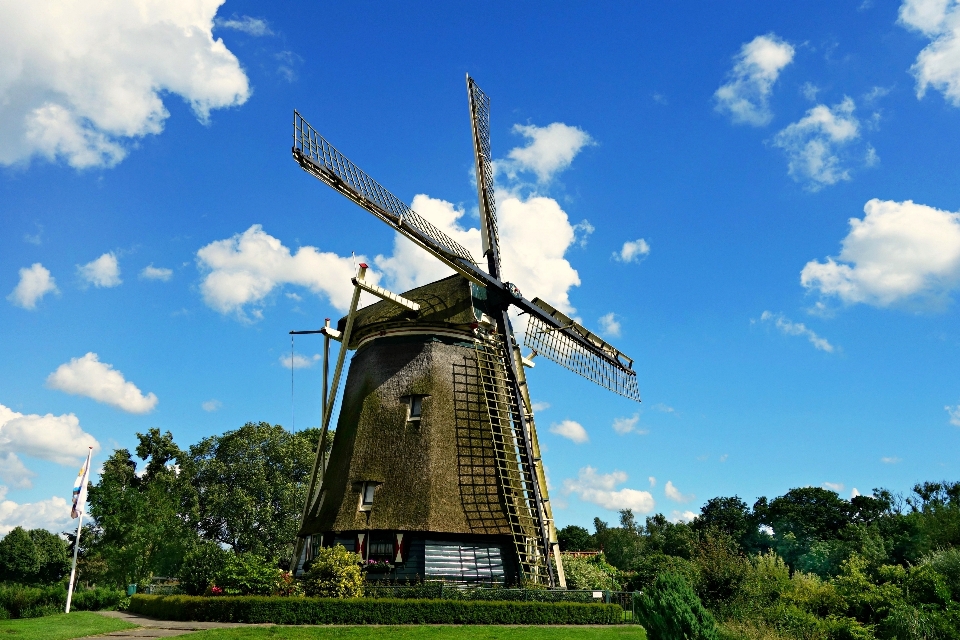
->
75;611;273;639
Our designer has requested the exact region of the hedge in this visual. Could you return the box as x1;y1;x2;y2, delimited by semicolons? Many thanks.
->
0;584;124;619
130;594;623;625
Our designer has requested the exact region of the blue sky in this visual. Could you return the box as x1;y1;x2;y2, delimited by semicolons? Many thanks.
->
3;0;960;534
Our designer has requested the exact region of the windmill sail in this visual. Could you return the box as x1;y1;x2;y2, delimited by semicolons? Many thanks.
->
467;76;502;278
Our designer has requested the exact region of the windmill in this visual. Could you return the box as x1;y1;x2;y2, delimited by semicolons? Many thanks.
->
289;76;640;588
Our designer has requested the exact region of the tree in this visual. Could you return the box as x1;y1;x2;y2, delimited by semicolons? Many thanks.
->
29;529;69;584
0;527;40;582
557;525;594;551
189;422;319;562
637;572;719;640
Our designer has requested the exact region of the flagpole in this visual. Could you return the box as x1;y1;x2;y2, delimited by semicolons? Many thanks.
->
65;510;83;613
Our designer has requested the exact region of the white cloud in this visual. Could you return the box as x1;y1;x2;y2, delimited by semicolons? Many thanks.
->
665;480;695;503
550;420;589;444
598;313;621;338
720;454;729;462
7;263;58;309
532;401;551;412
801;199;960;306
201;399;222;412
759;311;835;352
140;265;173;281
946;404;960;426
714;34;796;126
280;353;320;369
612;413;640;435
0;487;72;535
0;403;99;476
562;466;655;513
822;482;845;492
196;225;367;319
78;253;121;288
0;0;250;169
899;0;960;105
496;123;595;183
653;403;675;413
669;510;697;524
648;476;656;487
773;98;864;190
881;456;902;463
216;15;272;36
801;82;821;101
613;238;650;264
851;488;861;498
46;353;157;414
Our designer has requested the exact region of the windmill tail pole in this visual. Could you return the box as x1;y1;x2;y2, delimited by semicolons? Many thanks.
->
65;511;83;613
290;265;366;572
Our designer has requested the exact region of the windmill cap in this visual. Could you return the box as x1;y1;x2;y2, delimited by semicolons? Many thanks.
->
359;262;368;269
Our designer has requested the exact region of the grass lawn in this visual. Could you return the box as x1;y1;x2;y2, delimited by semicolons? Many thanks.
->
186;626;647;640
0;611;138;640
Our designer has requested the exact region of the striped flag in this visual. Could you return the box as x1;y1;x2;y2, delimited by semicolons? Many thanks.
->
71;448;92;519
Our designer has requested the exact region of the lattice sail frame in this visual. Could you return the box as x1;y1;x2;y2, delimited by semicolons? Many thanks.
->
467;78;502;277
473;333;552;583
524;299;641;402
293;111;475;264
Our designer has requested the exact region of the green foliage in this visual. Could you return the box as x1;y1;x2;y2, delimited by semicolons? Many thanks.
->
189;422;318;563
923;547;960;597
0;584;122;618
179;541;230;596
629;552;701;593
558;525;595;551
560;553;623;591
637;572;719;640
215;553;284;596
0;528;39;583
301;545;363;598
130;594;624;624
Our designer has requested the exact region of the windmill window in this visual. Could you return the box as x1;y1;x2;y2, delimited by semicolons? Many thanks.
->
359;482;376;511
405;395;427;422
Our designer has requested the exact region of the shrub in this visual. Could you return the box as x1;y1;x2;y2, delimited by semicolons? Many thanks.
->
923;547;960;600
637;572;719;640
179;542;229;596
0;584;122;618
561;553;623;591
216;553;283;596
629;552;701;592
301;545;363;598
129;594;624;624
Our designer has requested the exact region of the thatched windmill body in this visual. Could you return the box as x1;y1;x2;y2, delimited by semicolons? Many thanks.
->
290;77;640;587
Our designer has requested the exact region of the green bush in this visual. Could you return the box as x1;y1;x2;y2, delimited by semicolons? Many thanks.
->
637;572;719;640
215;553;283;596
301;545;363;598
0;584;123;618
561;553;623;591
179;542;229;596
0;528;40;582
129;594;623;624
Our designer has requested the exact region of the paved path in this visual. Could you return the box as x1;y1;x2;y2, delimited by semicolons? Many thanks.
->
75;611;272;639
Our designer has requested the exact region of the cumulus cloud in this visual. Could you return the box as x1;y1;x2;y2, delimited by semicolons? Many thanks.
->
0;0;250;169
670;510;697;523
140;265;173;281
216;15;272;36
759;311;835;352
612;413;641;435
899;0;960;105
946;404;960;426
598;313;622;338
78;253;121;288
7;263;58;309
281;353;320;369
531;401;551;412
0;402;99;489
46;353;157;414
196;225;367;319
563;466;655;512
649;476;657;487
613;238;650;264
773;98;865;190
801;199;960;306
823;482;845;492
0;487;72;535
550;420;589;444
496;123;594;183
665;480;695;503
715;34;796;126
201;399;222;412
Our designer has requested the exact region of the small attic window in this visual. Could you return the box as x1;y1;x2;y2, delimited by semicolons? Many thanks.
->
405;395;427;422
359;482;376;511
